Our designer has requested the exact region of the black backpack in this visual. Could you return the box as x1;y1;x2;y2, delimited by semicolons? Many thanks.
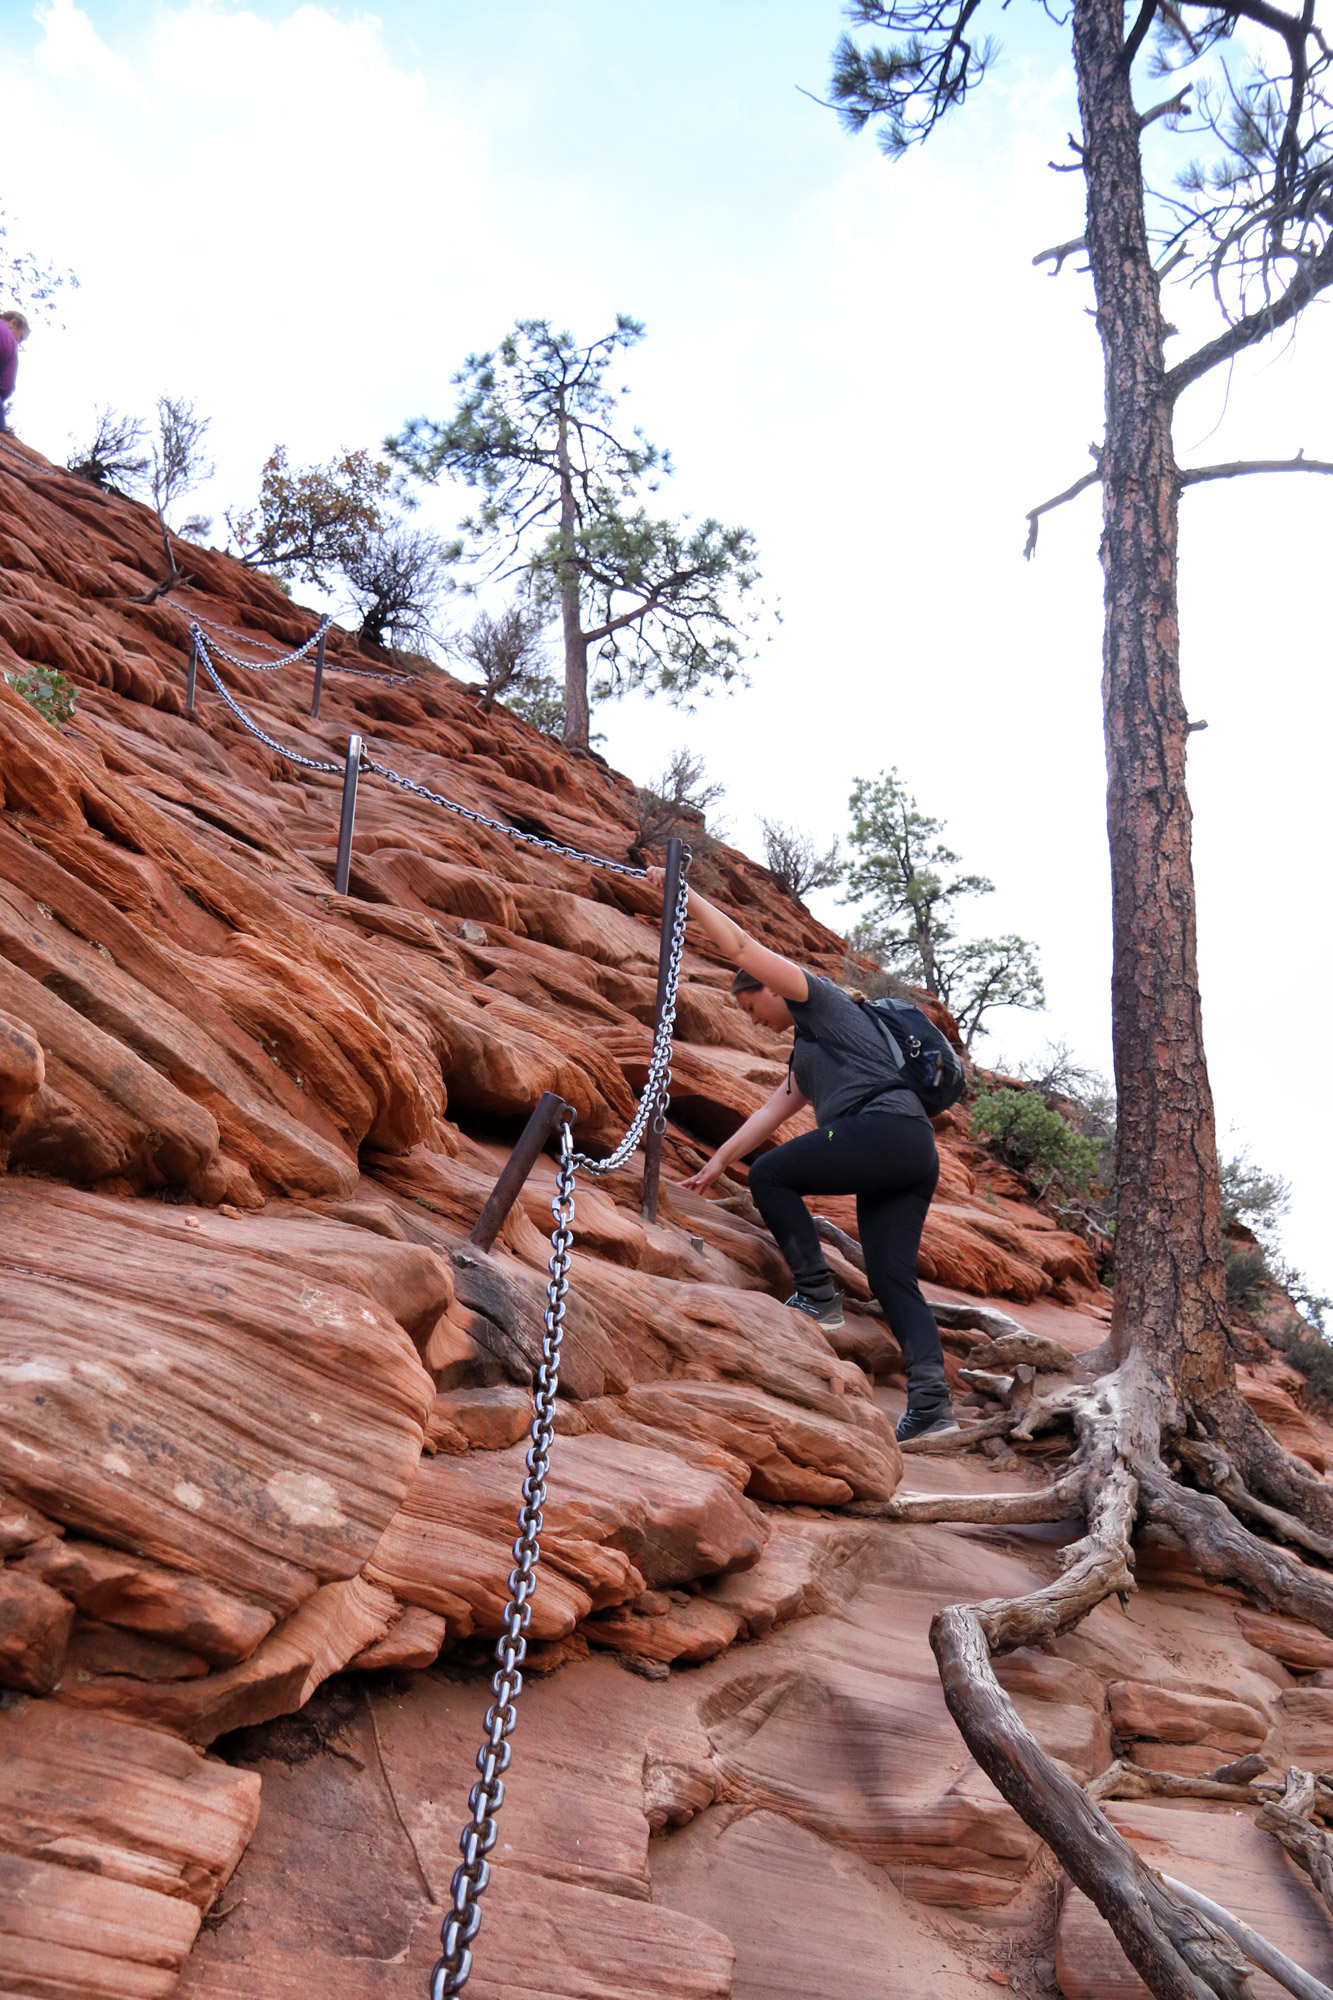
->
859;997;968;1118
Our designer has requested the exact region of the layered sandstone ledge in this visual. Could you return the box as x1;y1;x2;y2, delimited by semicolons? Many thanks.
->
2;439;1331;2000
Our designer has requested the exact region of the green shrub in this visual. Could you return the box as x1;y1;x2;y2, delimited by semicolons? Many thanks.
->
3;664;75;728
1224;1244;1269;1316
972;1085;1103;1197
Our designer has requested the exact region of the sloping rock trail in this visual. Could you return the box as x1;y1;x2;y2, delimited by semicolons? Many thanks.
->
2;436;1331;1999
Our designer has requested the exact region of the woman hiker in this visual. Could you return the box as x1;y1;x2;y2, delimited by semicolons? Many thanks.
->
649;868;957;1444
0;312;31;433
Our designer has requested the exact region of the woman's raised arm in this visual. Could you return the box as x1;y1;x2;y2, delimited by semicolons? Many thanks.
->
647;869;808;1003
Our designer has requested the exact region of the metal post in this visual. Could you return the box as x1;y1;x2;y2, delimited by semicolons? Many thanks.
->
334;734;362;896
185;640;198;716
310;627;326;719
640;834;685;1225
468;1091;571;1253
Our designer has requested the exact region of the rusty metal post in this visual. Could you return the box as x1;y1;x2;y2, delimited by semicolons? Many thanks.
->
185;639;198;715
310;626;327;719
333;733;362;896
640;834;685;1225
468;1091;571;1253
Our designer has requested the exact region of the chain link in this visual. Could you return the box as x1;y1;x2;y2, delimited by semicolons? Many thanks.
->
430;1131;578;2000
428;859;689;1995
361;751;650;879
572;860;689;1175
184;608;415;684
189;627;343;773
186;613;331;672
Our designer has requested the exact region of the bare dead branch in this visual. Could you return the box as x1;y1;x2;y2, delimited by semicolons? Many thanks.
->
1180;453;1333;486
1090;1757;1268;1806
1140;85;1193;129
1167;236;1333;402
1024;457;1103;558
1257;1769;1333;1921
1033;234;1089;274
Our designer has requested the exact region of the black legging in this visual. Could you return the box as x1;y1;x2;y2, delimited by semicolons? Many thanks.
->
747;1113;949;1412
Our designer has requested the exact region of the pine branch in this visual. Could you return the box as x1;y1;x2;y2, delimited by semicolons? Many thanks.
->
1179;451;1333;486
1023;455;1104;557
1166;235;1333;401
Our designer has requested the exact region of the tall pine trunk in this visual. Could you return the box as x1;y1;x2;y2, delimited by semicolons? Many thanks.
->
555;401;592;750
1072;0;1229;1402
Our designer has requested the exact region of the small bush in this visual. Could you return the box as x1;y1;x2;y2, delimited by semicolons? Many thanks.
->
761;818;842;902
1224;1243;1269;1316
972;1085;1103;1197
4;664;75;727
1272;1320;1333;1407
627;748;726;864
503;673;566;736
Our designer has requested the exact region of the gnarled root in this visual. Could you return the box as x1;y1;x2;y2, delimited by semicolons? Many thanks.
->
934;1608;1255;2000
1258;1770;1333;1919
1137;1468;1333;1633
924;1356;1328;2000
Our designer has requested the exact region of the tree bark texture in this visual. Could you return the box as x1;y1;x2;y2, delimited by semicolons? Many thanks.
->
1072;0;1228;1401
555;401;591;750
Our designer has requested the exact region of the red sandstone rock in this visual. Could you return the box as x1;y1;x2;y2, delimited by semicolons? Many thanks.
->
0;1568;75;1692
15;1537;273;1666
1236;1605;1333;1671
0;1182;433;1618
1107;1679;1269;1751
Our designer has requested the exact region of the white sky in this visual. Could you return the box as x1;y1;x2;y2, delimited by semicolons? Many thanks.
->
3;0;1330;1302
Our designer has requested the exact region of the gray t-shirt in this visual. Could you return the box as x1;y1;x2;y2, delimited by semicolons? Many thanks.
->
787;974;929;1126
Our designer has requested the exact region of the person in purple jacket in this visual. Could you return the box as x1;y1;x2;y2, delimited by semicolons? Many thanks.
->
0;312;31;432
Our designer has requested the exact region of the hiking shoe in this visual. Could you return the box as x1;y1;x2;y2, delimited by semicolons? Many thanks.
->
896;1405;960;1444
784;1291;845;1333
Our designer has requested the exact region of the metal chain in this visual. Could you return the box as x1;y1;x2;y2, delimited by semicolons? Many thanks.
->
190;629;343;773
186;608;415;685
572;861;690;1175
186;627;654;882
0;436;62;477
361;751;649;879
431;1131;578;2000
426;864;690;1994
186;613;331;672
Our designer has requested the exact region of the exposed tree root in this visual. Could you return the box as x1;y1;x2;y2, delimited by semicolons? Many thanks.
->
848;1474;1083;1523
1159;1878;1333;2000
901;1410;1019;1454
1257;1770;1333;1919
1090;1758;1268;1807
1211;1392;1333;1545
1175;1438;1333;1562
866;1338;1333;2000
1136;1469;1333;1633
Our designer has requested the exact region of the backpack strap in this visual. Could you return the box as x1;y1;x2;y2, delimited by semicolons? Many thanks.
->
856;999;906;1072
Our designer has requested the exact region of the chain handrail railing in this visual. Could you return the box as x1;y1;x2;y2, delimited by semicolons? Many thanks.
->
430;853;688;1999
190;636;343;774
186;613;330;673
185;608;416;685
361;750;650;880
187;623;657;882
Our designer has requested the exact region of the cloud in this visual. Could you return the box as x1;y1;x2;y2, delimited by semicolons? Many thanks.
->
34;0;144;99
